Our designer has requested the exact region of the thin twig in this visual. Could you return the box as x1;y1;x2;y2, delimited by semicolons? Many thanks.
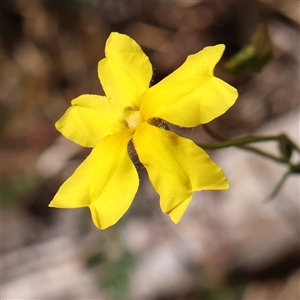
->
200;125;288;164
264;170;292;202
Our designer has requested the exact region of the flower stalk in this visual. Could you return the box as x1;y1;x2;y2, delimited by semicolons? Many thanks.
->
197;124;300;201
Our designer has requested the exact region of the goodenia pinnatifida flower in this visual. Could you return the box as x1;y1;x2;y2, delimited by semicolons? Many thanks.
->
49;32;238;229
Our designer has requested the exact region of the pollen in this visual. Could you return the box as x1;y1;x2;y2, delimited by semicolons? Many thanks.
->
126;110;144;129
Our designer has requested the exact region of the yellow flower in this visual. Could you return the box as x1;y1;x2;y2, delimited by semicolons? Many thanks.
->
49;32;238;229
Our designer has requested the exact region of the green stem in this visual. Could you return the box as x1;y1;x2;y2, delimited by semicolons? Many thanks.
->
287;137;300;153
198;124;299;203
264;170;292;202
198;141;286;164
200;125;298;164
203;125;299;150
238;145;287;164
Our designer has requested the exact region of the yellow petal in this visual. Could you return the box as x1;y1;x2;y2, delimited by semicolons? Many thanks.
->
49;155;91;209
55;94;127;148
133;122;228;223
98;32;152;112
89;129;139;229
141;45;238;127
50;129;138;229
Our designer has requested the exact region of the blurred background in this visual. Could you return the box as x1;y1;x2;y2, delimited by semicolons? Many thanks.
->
1;0;299;299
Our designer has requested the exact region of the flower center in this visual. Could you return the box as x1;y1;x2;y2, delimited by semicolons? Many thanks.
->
126;109;144;129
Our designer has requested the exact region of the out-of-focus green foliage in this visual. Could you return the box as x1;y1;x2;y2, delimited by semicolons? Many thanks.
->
224;23;273;74
86;235;135;300
1;175;36;209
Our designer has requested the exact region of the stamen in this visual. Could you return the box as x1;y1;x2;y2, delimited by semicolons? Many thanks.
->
126;110;143;129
